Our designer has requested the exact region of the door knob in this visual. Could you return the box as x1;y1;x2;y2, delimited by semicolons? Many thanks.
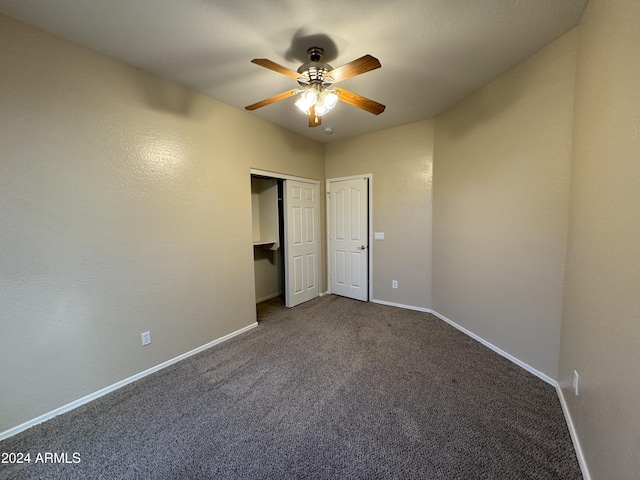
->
360;245;366;250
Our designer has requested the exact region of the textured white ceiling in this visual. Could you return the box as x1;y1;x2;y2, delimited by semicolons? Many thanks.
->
0;0;588;143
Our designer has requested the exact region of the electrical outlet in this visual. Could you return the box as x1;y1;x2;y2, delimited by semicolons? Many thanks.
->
141;331;151;346
573;370;579;396
392;280;398;289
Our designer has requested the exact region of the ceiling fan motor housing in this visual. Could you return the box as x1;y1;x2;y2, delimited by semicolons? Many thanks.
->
297;47;334;86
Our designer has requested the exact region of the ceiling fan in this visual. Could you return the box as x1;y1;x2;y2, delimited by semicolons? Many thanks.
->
245;47;386;127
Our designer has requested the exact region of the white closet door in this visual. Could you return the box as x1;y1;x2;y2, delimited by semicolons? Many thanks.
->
284;180;319;307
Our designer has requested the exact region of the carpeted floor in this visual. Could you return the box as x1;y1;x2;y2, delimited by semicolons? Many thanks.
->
0;295;582;479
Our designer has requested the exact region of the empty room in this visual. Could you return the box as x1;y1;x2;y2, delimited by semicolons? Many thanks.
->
1;0;638;479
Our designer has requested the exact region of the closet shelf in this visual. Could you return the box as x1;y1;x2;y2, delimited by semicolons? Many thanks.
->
253;240;279;250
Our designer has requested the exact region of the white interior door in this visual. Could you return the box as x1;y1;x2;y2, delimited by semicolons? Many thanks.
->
329;177;369;301
284;179;319;307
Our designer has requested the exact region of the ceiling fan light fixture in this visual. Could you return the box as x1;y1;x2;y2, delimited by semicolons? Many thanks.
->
295;86;339;116
322;89;339;109
294;89;317;114
314;99;329;116
301;88;317;104
315;89;338;116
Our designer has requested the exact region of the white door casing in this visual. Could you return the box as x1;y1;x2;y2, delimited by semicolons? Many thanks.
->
328;177;369;301
283;179;319;307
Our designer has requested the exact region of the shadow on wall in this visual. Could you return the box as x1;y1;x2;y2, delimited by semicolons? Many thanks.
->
133;73;198;116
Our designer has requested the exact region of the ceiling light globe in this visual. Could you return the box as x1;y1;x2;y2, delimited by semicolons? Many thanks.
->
295;88;318;114
301;89;317;105
323;91;339;109
315;99;329;116
294;98;309;114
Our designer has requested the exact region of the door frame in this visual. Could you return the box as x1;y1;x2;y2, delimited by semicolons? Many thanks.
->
250;168;321;306
326;174;373;301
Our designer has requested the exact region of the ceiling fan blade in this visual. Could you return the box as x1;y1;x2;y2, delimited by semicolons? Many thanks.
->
335;87;386;115
327;55;381;83
308;105;321;127
245;89;299;111
251;58;301;80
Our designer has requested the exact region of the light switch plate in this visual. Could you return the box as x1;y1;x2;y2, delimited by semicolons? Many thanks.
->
374;232;384;240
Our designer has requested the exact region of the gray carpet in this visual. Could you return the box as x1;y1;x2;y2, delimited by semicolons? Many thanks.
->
1;295;582;479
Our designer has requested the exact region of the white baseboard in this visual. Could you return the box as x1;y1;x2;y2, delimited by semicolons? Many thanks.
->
371;298;431;312
256;291;283;303
319;291;330;297
428;309;555;385
371;298;554;385
0;322;258;442
555;384;591;480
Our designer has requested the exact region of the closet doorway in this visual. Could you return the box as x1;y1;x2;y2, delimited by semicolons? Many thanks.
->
251;169;320;308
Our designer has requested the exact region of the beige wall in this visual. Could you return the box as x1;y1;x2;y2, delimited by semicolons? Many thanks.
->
559;0;640;478
0;15;324;434
432;30;577;379
325;120;434;309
